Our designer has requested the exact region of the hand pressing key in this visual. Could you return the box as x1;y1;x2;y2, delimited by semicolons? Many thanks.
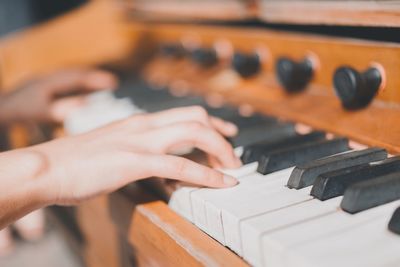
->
0;107;241;229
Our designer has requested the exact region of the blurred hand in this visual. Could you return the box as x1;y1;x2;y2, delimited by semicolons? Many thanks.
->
0;69;117;124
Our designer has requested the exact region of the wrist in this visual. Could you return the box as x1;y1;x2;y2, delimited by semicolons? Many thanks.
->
2;148;55;207
0;93;19;125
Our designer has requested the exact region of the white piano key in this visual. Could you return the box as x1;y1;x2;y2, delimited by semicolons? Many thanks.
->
283;214;400;267
262;200;400;267
222;185;312;255
205;170;293;245
241;197;342;267
191;168;293;245
168;186;199;222
64;91;144;135
190;162;261;241
169;163;256;226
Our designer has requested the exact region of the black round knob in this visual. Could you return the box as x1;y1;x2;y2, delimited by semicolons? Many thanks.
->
333;66;382;110
191;48;218;67
276;57;314;93
232;52;261;78
159;43;186;59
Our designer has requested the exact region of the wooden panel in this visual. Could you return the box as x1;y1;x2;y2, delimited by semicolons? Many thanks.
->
128;200;249;267
125;0;256;21
141;24;400;154
76;196;120;267
0;0;144;90
260;1;400;27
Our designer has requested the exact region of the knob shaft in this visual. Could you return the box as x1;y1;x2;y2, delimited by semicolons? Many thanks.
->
160;43;186;58
276;57;314;93
333;66;382;110
232;52;261;78
191;48;218;67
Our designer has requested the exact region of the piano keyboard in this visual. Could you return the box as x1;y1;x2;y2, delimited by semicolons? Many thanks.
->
64;77;400;267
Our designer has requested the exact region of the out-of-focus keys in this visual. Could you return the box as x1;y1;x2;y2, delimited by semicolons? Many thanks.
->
282;215;400;267
228;123;296;147
241;131;326;164
287;148;387;189
261;201;400;267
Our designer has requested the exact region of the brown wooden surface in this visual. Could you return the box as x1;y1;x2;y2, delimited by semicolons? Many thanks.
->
76;196;120;267
129;200;249;267
260;1;400;27
141;23;400;154
125;0;256;21
0;0;143;90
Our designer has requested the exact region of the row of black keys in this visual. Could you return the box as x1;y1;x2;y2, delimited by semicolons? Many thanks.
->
114;77;400;236
223;113;400;236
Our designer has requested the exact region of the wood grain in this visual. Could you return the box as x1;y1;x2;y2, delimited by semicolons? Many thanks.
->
128;201;249;267
260;1;400;27
125;0;255;21
76;196;120;267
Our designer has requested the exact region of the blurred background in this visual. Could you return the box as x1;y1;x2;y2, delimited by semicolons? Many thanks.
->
0;1;87;267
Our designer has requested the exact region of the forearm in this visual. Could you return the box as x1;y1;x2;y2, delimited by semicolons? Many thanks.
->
0;148;52;229
0;94;21;125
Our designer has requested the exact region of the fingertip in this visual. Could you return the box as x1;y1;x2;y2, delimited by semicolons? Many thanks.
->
222;174;239;187
84;70;119;90
225;122;239;136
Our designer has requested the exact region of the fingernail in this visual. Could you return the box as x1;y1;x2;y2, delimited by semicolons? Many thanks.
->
235;157;243;167
223;175;238;186
226;122;238;134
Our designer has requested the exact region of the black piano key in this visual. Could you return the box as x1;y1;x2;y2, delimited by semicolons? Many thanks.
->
257;137;350;175
311;156;400;201
341;171;400;214
241;131;326;164
228;123;296;147
226;113;278;129
388;206;400;235
288;148;387;189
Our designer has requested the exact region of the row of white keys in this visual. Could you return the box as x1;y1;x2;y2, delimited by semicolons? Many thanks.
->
241;196;342;266
64;91;144;135
168;148;254;224
221;175;312;255
262;200;400;267
192;166;290;244
285;213;400;267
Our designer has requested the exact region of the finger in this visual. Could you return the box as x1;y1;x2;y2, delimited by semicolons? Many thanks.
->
145;122;241;169
210;116;238;136
143;154;238;188
49;96;87;122
40;69;118;95
146;106;238;136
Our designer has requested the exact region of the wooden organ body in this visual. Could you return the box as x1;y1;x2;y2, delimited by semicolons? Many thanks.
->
1;1;400;266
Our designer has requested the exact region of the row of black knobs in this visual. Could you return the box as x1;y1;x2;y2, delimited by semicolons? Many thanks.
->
159;44;383;110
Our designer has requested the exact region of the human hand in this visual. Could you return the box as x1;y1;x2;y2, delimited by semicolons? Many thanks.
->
26;107;241;205
0;69;117;124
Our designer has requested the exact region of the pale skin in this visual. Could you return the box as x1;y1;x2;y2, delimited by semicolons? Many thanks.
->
0;70;241;230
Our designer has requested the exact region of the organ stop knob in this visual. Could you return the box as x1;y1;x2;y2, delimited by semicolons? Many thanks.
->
232;52;261;78
276;57;314;93
160;43;186;58
191;48;218;67
333;66;383;110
